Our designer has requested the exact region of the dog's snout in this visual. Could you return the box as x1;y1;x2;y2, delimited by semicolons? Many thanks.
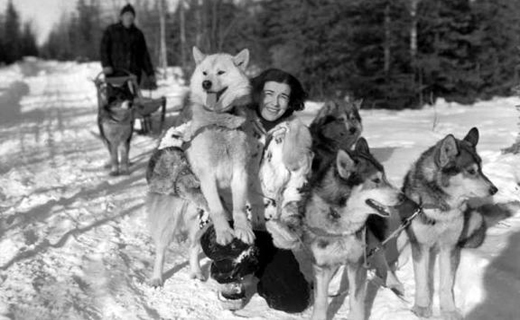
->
489;185;498;195
349;127;357;134
395;193;421;219
202;80;212;90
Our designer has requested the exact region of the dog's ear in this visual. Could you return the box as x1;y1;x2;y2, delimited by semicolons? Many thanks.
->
311;101;336;126
355;137;370;154
354;99;363;110
463;127;479;147
192;47;206;65
336;149;355;179
437;134;459;167
232;49;250;71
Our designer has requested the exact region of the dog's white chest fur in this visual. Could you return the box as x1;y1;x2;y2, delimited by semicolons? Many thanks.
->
411;209;464;247
311;235;364;267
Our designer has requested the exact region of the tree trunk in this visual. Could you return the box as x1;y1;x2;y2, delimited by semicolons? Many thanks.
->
211;0;218;52
158;0;168;79
179;0;186;69
195;0;203;48
410;0;420;105
410;0;419;61
384;3;391;76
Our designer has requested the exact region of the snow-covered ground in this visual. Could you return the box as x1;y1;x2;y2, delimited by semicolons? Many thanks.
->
0;59;518;320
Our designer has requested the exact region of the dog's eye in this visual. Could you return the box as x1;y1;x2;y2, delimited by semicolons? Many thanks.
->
372;178;381;184
202;71;208;76
217;70;225;75
337;118;346;123
467;168;477;175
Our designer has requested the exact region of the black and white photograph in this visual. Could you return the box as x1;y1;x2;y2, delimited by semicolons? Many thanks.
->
0;0;519;319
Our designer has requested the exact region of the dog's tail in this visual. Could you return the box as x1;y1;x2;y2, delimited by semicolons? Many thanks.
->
458;210;487;248
146;192;191;245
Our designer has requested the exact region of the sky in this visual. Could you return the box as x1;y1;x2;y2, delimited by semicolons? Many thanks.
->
0;0;76;45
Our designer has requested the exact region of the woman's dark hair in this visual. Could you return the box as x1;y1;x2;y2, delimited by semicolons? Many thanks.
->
251;68;308;116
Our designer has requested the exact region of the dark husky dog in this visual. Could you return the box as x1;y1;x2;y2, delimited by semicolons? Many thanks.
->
309;99;363;173
97;81;135;176
301;138;419;320
309;100;409;295
401;127;497;320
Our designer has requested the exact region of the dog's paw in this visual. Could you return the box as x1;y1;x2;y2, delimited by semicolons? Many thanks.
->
412;305;432;318
441;310;463;320
109;170;119;177
385;274;405;297
348;310;365;320
234;224;255;245
215;227;235;246
189;270;206;281
148;277;164;288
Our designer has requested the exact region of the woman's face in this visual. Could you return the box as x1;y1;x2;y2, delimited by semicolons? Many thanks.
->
259;81;291;122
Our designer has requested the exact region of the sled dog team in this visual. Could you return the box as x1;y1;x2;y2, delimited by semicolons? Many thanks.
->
145;48;497;320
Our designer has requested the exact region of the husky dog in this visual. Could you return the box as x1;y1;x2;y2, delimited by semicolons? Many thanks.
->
402;127;498;320
309;99;363;173
97;80;135;176
301;138;418;320
146;142;210;286
309;100;408;296
146;47;257;284
184;47;260;246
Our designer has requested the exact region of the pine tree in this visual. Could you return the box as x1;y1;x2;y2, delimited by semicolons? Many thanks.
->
20;22;38;57
3;0;21;64
473;0;520;98
416;0;481;104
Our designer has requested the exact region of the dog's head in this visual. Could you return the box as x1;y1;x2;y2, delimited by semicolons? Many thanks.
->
104;81;134;122
304;138;410;235
335;138;403;219
190;47;251;112
433;127;498;202
310;99;363;151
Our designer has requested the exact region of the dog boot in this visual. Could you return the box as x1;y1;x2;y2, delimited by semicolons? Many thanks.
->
217;281;246;311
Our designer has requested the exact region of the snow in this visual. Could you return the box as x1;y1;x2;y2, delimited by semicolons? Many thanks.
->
0;59;519;320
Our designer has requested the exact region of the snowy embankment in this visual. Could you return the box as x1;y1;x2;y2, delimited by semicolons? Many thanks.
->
0;59;518;320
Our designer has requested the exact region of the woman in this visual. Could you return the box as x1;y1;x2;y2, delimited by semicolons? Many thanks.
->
149;68;312;313
199;68;313;313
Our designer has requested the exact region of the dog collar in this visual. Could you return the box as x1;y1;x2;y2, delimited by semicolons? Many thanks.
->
417;203;451;225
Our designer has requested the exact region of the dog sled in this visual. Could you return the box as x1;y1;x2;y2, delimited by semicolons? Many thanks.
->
93;70;166;135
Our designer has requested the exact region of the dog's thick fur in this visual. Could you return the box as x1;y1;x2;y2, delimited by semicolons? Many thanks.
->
301;139;414;320
146;144;210;286
401;127;498;320
146;192;207;286
184;47;259;246
97;81;135;176
309;100;409;296
309;99;363;173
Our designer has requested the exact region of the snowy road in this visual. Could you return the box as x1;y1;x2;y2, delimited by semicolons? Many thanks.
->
0;60;519;320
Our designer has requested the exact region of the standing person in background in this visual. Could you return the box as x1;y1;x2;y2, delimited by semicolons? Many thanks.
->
100;4;156;86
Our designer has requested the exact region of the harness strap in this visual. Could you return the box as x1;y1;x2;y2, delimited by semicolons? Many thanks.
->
181;123;245;151
363;207;423;266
